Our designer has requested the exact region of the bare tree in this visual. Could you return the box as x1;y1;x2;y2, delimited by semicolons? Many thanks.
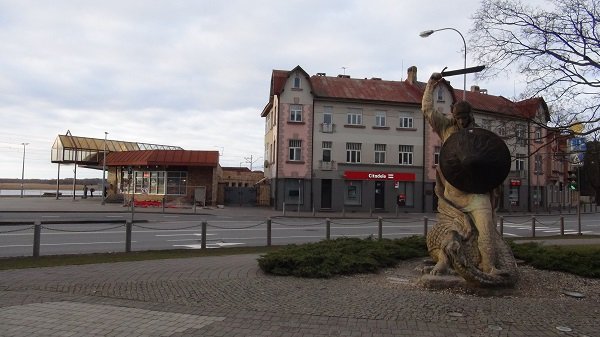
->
469;0;600;137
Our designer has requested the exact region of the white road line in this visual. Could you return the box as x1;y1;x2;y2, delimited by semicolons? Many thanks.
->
41;215;60;218
502;233;521;237
105;215;124;218
155;233;215;237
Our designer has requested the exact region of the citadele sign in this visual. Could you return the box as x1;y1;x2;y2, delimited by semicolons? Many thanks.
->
343;171;416;181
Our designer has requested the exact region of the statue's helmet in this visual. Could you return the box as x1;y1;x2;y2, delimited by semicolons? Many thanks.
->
439;128;511;194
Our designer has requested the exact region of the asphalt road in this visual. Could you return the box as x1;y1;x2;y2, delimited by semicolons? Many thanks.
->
1;212;598;257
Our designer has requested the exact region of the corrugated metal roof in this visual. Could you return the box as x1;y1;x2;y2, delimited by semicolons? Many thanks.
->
105;150;219;167
266;67;549;120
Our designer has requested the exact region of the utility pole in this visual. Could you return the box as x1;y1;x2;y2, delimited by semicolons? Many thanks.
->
244;155;262;171
20;143;29;198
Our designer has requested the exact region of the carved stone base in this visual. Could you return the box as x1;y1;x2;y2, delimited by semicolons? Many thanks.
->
418;274;467;289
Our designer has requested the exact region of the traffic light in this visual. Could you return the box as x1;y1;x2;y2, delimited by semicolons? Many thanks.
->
568;170;578;191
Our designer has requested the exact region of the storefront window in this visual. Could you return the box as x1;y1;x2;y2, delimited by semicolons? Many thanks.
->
395;182;414;207
132;170;186;195
284;179;302;204
344;181;362;205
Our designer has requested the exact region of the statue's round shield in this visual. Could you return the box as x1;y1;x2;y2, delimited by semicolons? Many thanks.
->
439;127;511;194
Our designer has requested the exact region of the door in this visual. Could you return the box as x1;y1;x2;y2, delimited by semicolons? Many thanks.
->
374;181;385;209
321;179;332;209
194;186;206;206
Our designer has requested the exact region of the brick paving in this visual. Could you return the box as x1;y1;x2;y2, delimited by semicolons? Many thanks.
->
0;254;598;337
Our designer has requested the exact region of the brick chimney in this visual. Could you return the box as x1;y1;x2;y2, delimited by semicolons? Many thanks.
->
406;66;418;84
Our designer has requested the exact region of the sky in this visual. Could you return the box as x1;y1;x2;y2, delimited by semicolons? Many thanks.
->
0;0;528;179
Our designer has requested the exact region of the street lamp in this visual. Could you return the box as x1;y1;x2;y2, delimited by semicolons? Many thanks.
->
101;132;108;205
419;27;467;101
20;142;29;198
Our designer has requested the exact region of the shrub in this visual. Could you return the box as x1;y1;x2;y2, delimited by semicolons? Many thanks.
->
257;236;428;278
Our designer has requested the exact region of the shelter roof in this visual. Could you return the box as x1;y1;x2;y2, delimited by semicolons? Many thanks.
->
105;150;219;167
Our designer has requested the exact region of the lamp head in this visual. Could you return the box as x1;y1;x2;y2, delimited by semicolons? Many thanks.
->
419;30;434;38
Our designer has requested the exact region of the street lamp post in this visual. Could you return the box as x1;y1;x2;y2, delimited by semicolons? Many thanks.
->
20;143;29;198
419;27;467;101
101;132;108;205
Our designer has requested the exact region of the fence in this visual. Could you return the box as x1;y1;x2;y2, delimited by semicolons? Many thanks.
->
0;215;585;258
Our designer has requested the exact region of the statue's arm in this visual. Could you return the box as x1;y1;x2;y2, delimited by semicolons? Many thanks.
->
422;73;451;135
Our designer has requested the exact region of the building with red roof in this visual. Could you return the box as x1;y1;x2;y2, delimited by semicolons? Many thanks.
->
262;65;562;213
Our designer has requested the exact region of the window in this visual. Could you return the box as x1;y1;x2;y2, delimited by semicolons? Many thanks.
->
516;124;527;146
322;107;333;132
344;181;362;205
290;105;302;122
375;111;386;127
481;119;491;130
399;145;413;165
346;142;361;163
516;154;525;171
374;144;386;164
436;87;444;101
399;116;414;128
347;108;362;125
166;171;187;195
289;139;302;161
322;141;332;162
498;124;507;137
396;182;415;207
535;127;542;142
534;154;543;174
284;179;302;204
434;146;441;165
293;75;301;89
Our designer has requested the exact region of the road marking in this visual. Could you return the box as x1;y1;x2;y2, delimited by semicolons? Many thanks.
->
105;215;124;218
173;242;245;249
155;233;215;237
41;215;60;218
0;241;137;248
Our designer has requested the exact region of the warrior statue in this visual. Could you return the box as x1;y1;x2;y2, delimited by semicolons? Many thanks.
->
422;72;518;287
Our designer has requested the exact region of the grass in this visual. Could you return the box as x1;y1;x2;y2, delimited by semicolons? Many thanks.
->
0;246;279;270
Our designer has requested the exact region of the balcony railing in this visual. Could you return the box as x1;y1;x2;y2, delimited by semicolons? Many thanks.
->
319;160;336;170
320;123;335;133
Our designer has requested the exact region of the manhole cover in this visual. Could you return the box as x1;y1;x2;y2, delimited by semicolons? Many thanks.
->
447;312;464;317
556;326;573;332
562;290;585;298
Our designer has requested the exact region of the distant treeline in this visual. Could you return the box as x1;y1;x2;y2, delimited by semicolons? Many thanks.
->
0;178;102;185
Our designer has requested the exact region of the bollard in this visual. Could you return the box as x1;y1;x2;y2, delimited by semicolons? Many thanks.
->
33;221;41;257
499;216;504;236
282;202;286;216
312;206;315;217
423;216;428;237
267;218;272;247
201;221;207;250
342;206;345;218
531;216;536;238
378;217;383;240
130;199;135;224
395;204;399;217
194;201;197;214
560;216;565;236
162;197;166;214
125;221;132;253
326;218;331;240
369;207;373;218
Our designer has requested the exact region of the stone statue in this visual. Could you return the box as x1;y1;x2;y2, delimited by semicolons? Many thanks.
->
421;73;518;287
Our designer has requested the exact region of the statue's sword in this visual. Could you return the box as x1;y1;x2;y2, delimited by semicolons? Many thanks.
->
440;65;485;77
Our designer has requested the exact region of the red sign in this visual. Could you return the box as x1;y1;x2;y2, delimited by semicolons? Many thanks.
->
343;171;416;181
510;179;521;186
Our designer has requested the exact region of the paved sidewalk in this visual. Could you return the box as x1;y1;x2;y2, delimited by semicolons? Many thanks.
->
1;254;599;337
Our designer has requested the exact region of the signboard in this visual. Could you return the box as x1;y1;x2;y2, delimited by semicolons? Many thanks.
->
343;171;416;181
510;179;521;186
570;137;586;166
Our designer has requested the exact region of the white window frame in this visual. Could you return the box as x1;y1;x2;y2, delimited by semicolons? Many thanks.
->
374;144;386;164
346;142;361;163
289;139;302;161
434;146;440;166
398;145;413;165
347;109;362;125
516;154;525;171
290;105;302;122
322;141;332;162
399;116;414;128
375;111;386;127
